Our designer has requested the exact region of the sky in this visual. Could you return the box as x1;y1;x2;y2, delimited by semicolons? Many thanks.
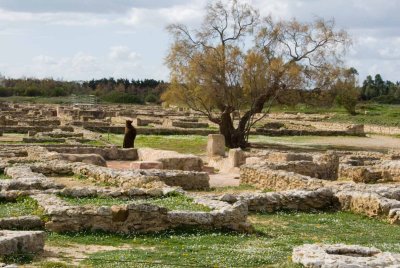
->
0;0;399;82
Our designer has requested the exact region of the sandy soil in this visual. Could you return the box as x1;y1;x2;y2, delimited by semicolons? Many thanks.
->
39;243;133;265
0;133;23;142
301;135;400;150
107;161;132;170
209;173;240;187
50;176;96;188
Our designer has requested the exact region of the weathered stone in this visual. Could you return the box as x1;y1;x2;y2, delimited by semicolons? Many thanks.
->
228;149;246;168
293;244;400;268
130;161;163;170
0;216;44;230
0;231;45;256
111;206;129;222
55;153;107;167
137;148;203;171
207;134;225;157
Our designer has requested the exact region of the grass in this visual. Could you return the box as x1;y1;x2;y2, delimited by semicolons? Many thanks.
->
81;140;108;146
106;134;208;155
59;194;211;212
0;96;73;104
36;211;400;267
0;171;11;180
209;184;260;193
271;103;400;127
0;196;44;219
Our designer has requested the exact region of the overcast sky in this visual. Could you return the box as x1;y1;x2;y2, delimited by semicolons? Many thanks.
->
0;0;399;82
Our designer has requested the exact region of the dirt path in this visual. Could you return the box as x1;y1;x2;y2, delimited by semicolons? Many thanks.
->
107;161;132;170
253;135;400;152
209;173;240;187
298;135;400;150
37;243;133;266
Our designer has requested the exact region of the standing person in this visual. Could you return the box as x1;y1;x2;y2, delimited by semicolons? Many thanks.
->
123;120;136;148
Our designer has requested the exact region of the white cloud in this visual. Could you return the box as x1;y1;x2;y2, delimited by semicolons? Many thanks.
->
32;55;57;65
0;8;111;26
0;0;399;82
121;0;204;27
109;46;140;62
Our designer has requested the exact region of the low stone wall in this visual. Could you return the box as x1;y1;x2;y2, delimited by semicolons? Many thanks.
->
30;161;210;191
46;146;138;161
34;194;251;233
137;148;203;171
55;153;107;167
335;190;400;218
84;126;219;136
240;188;337;212
365;124;400;135
0;216;44;230
293;244;400;268
255;128;366;137
0;231;45;256
163;119;209;129
338;160;400;183
0;126;55;134
2;166;64;191
240;165;326;191
339;164;382;183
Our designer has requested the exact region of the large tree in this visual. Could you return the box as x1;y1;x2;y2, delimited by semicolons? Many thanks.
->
163;0;350;148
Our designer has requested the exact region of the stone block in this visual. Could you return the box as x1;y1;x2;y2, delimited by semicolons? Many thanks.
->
293;244;400;268
207;134;225;157
228;149;246;168
0;231;45;256
130;161;164;170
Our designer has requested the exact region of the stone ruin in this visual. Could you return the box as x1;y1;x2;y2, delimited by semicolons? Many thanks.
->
238;149;400;225
293;244;400;268
0;144;251;260
2;102;400;265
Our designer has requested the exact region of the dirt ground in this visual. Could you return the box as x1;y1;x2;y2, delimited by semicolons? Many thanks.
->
299;135;400;150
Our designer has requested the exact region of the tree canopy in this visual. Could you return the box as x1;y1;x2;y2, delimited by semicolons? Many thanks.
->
162;0;351;148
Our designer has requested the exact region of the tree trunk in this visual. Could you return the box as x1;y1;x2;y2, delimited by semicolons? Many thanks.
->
219;111;248;149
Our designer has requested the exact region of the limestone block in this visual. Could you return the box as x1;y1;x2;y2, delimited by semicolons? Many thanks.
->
0;216;44;230
130;161;163;170
207;134;225;157
228;149;246;168
137;148;203;171
28;131;37;137
293;244;400;268
56;153;107;167
0;231;45;256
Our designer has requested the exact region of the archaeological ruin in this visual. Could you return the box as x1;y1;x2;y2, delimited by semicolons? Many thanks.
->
1;101;400;267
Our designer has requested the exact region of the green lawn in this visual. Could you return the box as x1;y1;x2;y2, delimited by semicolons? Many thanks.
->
107;134;208;155
60;194;211;212
0;171;11;180
0;197;44;218
271;103;400;127
36;211;400;267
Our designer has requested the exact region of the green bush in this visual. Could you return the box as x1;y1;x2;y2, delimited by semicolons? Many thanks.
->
101;91;144;104
145;93;158;103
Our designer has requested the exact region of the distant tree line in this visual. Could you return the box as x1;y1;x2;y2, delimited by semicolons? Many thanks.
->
0;73;398;108
274;70;400;115
360;74;400;104
0;77;166;104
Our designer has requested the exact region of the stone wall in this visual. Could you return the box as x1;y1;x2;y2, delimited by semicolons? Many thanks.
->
0;231;45;256
46;146;138;161
240;164;325;191
240;188;337;212
34;194;251;234
137;148;203;171
30;161;210;191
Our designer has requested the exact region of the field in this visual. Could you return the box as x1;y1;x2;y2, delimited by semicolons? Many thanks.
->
29;211;400;267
